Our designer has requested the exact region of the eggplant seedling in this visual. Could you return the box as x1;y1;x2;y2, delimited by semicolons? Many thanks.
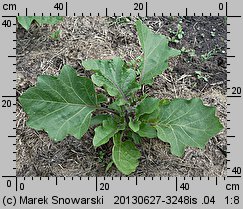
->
19;20;223;175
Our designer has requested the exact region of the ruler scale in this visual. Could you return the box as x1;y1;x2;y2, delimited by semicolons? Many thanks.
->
0;0;242;208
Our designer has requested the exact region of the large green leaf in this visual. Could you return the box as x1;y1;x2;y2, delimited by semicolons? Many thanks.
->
155;98;223;157
93;118;125;147
19;65;98;141
83;57;140;105
112;133;141;175
136;20;181;85
17;16;63;30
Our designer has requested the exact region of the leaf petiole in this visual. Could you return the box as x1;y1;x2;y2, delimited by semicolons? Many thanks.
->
97;107;120;116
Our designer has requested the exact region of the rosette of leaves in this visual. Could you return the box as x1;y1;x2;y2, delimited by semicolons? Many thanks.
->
19;19;223;175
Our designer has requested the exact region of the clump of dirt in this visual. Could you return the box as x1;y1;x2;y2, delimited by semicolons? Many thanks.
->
16;16;227;177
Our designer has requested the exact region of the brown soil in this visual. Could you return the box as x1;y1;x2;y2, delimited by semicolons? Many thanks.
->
16;16;227;177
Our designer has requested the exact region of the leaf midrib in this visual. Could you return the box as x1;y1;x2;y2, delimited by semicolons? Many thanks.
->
21;98;98;109
103;72;128;102
140;36;164;82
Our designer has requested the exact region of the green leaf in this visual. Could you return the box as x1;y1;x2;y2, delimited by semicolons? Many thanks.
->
83;57;140;105
33;16;63;25
108;101;123;113
127;131;142;144
112;133;141;175
17;16;63;30
97;93;107;103
128;118;141;132
136;20;181;85
139;99;170;123
93;118;125;147
136;97;160;118
19;65;98;141
136;123;157;138
17;16;35;30
155;98;223;157
140;109;159;123
90;114;111;127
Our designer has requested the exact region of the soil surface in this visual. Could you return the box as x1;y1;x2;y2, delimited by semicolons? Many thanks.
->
16;17;227;177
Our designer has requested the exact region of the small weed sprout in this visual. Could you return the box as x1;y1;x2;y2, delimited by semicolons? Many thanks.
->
168;19;184;43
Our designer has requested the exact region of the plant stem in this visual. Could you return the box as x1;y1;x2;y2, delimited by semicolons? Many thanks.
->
98;107;120;116
124;109;129;124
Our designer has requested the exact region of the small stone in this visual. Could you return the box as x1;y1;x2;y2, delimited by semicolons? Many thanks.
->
17;72;25;80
